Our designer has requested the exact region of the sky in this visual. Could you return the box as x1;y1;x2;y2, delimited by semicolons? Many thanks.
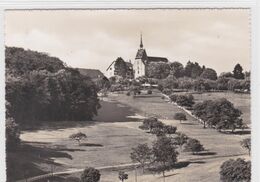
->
5;9;251;74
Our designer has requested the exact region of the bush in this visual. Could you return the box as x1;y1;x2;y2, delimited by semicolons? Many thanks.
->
241;138;251;155
169;94;178;102
176;94;194;107
147;89;152;94
184;138;204;154
174;113;187;123
81;167;101;182
220;158;250;182
126;91;131;96
162;88;172;95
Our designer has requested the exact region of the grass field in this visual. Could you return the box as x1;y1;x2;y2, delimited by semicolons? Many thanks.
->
19;91;251;182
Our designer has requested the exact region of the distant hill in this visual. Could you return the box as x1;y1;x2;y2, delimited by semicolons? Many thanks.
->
78;68;104;79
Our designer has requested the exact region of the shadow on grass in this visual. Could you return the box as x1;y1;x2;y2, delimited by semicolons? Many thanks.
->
180;122;198;125
79;143;103;147
193;151;217;156
7;142;73;182
220;130;251;135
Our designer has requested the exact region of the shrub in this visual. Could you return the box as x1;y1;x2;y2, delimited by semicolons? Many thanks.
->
81;167;101;182
118;171;128;182
241;138;251;155
169;94;178;102
126;91;131;96
174;113;187;123
176;94;194;107
184;138;204;154
220;158;250;182
69;132;87;145
147;89;152;94
162;88;172;95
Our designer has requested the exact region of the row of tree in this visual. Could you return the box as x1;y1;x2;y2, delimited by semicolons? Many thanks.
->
146;61;248;80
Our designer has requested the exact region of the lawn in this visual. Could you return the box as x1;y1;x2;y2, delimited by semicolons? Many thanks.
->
18;91;250;182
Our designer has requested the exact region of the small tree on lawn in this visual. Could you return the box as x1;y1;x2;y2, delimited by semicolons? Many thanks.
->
69;132;87;145
139;117;164;133
241;138;251;155
130;144;153;173
152;136;179;181
81;167;101;182
174;113;187;123
220;158;250;182
118;171;128;182
173;132;188;150
184;138;204;154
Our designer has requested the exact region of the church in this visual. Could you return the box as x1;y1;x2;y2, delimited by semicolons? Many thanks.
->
106;34;169;79
133;34;169;78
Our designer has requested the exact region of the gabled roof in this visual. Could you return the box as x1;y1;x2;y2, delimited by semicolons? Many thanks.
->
147;56;168;63
78;68;104;79
135;49;147;59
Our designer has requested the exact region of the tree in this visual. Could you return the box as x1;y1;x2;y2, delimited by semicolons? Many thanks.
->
233;63;245;79
118;171;128;182
169;61;185;78
139;117;164;133
200;68;217;80
184;61;203;78
176;94;194;107
6;117;20;151
192;98;243;131
220;158;251;182
151;125;177;137
130;144;153;172
81;167;101;182
174;113;187;123
173;132;188;150
69;132;87;145
152;136;179;180
184;138;204;154
146;62;171;79
241;138;251;155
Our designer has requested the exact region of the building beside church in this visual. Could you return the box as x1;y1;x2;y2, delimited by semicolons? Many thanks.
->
106;34;168;79
133;34;168;78
106;57;134;79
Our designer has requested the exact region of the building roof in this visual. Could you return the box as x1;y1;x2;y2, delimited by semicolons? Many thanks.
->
78;68;104;79
147;56;168;63
135;49;147;59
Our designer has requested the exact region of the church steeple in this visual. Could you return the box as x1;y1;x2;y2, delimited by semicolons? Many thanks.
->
140;33;143;49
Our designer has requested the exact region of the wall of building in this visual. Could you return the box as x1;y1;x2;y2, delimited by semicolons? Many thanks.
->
134;58;146;78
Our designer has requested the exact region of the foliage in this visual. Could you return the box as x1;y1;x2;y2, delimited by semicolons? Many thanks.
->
152;136;179;177
176;94;194;107
169;61;185;78
173;132;189;150
139;117;164;133
200;68;217;80
158;75;179;90
241;138;251;155
6;117;20;151
118;171;128;182
69;132;87;145
147;89;152;94
81;167;101;182
151;125;177;137
233;63;245;79
130;144;153;172
174;113;187;123
192;98;243;131
184;61;204;78
146;62;171;79
220;158;251;182
184;138;204;154
6;47;100;124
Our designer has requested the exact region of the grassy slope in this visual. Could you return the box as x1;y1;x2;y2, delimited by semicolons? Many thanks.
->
18;91;250;182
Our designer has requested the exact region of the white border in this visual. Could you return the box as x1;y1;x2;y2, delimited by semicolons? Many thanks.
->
0;1;259;182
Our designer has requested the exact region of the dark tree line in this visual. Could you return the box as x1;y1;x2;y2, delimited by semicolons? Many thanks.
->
6;47;100;124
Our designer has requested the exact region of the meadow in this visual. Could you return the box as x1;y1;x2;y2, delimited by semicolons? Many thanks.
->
19;91;250;182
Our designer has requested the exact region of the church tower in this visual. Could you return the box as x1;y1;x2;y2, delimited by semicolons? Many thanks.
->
133;33;148;78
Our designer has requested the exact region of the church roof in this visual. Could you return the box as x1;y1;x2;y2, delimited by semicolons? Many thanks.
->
147;56;168;63
135;49;147;59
